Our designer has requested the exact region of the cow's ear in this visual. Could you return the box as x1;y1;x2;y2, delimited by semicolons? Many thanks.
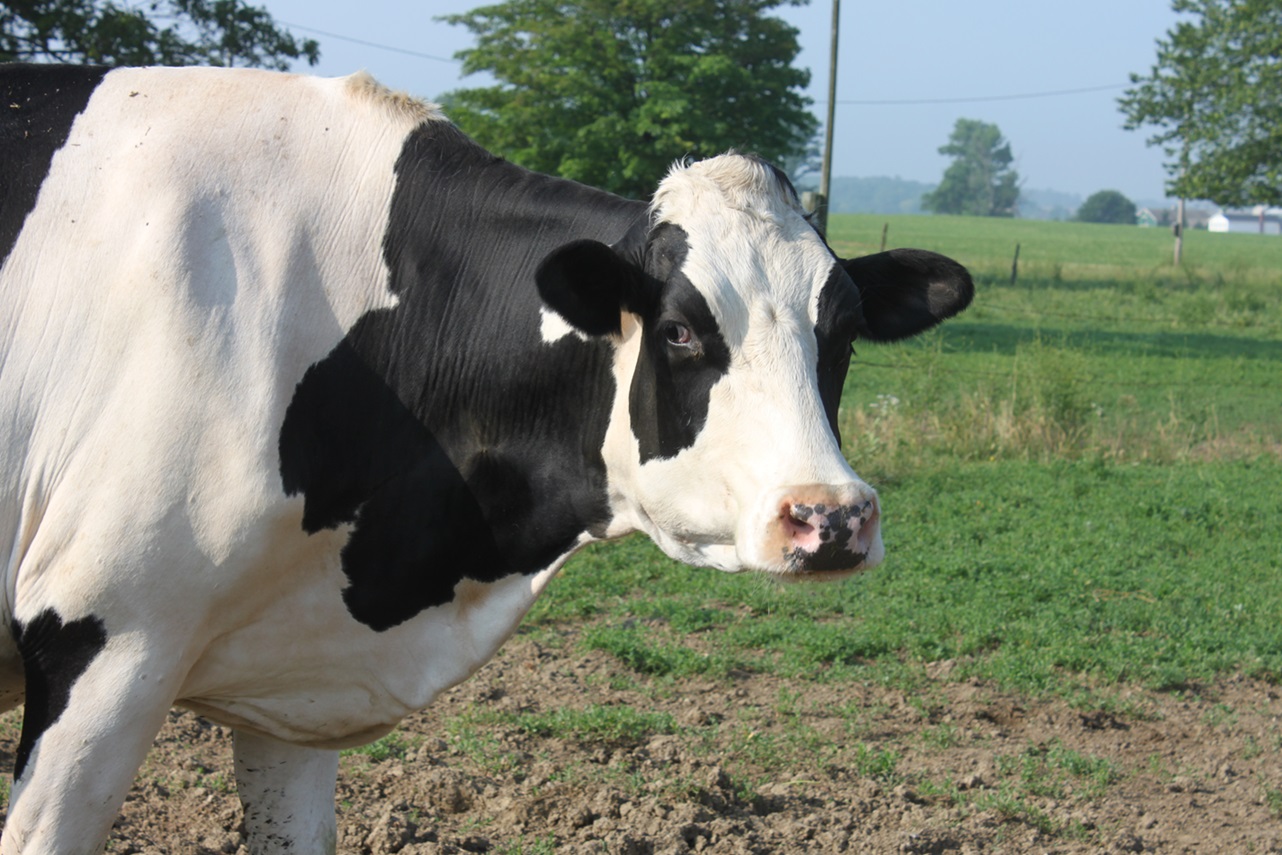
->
536;239;652;337
841;248;974;342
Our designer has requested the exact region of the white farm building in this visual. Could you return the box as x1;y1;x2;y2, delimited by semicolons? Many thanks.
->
1207;206;1282;235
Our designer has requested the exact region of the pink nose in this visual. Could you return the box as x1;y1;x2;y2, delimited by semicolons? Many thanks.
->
777;491;880;573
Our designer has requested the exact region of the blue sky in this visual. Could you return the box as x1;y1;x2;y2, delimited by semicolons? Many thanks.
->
260;1;1184;202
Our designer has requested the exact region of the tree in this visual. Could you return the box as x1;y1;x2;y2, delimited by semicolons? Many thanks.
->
439;0;818;199
778;129;823;193
1119;0;1281;206
921;118;1019;217
1;0;319;69
1075;190;1138;225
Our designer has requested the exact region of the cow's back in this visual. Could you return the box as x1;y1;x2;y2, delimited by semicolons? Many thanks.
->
0;67;427;664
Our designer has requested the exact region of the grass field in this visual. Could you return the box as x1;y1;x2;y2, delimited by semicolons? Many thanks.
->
532;213;1282;703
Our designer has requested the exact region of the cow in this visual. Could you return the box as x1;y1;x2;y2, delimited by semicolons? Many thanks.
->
0;63;972;853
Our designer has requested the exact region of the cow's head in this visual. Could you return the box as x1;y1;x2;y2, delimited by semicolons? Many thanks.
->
537;155;971;579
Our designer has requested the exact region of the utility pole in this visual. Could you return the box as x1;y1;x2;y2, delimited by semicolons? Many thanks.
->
817;0;840;237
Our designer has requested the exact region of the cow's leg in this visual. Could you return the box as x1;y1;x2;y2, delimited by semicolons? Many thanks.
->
233;729;340;855
1;618;177;855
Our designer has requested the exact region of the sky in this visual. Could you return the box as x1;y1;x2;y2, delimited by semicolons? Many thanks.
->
259;1;1184;203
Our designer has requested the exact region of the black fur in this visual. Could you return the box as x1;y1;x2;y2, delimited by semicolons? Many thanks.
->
813;264;862;444
11;609;108;780
0;63;108;268
843;248;975;342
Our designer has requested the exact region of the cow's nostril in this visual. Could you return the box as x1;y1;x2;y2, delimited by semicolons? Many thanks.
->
781;502;822;551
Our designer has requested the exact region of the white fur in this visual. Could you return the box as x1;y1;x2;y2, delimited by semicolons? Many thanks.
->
539;306;590;343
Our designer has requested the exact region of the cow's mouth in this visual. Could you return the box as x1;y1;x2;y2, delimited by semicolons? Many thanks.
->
774;547;871;580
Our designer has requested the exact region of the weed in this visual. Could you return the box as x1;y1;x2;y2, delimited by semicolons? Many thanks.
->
445;716;525;777
972;785;1058;835
920;722;962;751
997;741;1119;801
1264;783;1282;819
341;731;417;763
850;742;901;782
503;704;677;745
580;624;734;677
1201;703;1237;730
493;835;557;855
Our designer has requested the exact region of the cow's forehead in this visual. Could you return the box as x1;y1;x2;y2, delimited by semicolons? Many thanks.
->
648;155;837;343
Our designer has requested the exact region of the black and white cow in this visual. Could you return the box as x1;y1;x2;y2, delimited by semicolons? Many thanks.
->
0;64;972;853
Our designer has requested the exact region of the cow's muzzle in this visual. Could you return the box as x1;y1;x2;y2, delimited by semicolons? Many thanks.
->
765;485;882;577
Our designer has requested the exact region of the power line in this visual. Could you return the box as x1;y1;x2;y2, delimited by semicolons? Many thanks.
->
275;19;1129;108
277;21;458;64
839;83;1128;106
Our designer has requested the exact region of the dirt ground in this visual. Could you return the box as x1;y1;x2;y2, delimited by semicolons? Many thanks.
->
1;628;1279;854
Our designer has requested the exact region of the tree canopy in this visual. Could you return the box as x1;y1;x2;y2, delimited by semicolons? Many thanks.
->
1119;0;1281;206
440;0;818;199
1075;190;1138;225
1;0;318;69
921;118;1019;217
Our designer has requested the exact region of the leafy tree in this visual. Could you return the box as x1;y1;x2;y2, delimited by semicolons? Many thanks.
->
0;0;319;69
1075;190;1138;225
921;118;1019;217
1119;0;1281;206
440;0;818;199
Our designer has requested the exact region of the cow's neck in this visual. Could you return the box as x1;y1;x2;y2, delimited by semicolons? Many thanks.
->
279;121;645;631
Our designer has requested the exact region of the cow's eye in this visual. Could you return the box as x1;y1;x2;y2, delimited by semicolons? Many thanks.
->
662;321;694;347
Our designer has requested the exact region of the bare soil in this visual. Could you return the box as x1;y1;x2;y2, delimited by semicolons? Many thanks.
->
2;628;1279;854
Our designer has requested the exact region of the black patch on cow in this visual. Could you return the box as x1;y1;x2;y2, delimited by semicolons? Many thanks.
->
813;264;861;444
10;609;108;780
279;121;643;631
0;64;108;269
628;225;732;463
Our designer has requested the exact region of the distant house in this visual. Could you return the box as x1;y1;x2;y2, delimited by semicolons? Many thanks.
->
1136;208;1159;227
1208;206;1282;235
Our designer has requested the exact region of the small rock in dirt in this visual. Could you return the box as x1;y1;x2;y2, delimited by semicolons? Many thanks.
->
703;765;731;793
1113;832;1146;852
893;784;922;804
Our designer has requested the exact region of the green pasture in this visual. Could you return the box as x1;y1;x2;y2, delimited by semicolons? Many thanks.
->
531;213;1282;702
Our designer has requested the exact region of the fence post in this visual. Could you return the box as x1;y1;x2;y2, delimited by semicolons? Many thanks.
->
1173;197;1185;266
1010;242;1021;286
880;222;889;252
